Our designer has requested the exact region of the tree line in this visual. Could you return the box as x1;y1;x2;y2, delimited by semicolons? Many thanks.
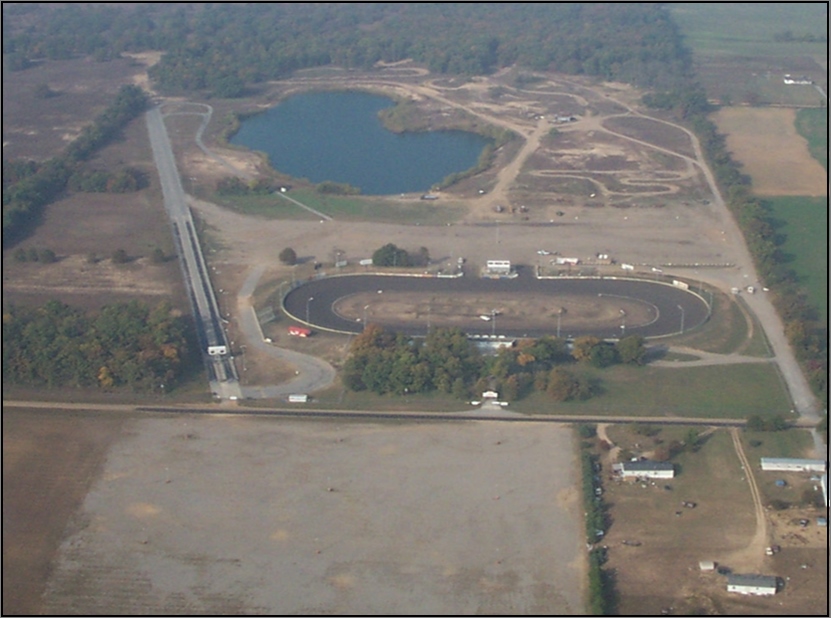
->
2;300;194;391
3;84;149;244
5;4;692;98
342;324;646;401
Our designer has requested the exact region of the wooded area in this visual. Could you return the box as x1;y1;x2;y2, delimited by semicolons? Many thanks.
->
4;4;691;97
2;300;193;391
342;324;646;401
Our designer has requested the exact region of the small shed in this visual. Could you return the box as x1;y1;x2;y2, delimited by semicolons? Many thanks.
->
699;560;716;572
726;574;777;596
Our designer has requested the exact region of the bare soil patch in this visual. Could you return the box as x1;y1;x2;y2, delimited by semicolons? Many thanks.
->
2;408;128;616
23;413;586;615
713;107;827;196
335;291;655;333
603;116;698;159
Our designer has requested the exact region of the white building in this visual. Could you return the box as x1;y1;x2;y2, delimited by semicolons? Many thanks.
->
760;458;827;473
727;574;777;596
485;260;512;275
614;461;675;479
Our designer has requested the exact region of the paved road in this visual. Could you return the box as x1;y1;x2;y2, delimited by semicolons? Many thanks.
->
146;106;240;400
236;265;336;398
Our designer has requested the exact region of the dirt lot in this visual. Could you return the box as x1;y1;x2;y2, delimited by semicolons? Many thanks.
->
712;107;827;197
5;407;586;615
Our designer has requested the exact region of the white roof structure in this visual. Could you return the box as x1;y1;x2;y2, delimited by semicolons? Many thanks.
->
616;461;675;479
760;458;826;472
727;574;777;596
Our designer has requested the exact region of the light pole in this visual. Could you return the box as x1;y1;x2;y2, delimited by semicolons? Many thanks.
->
363;304;370;331
620;308;626;334
678;304;685;334
491;309;497;337
557;308;563;339
306;296;314;325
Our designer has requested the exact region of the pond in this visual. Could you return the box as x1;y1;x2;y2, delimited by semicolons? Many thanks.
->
230;90;491;195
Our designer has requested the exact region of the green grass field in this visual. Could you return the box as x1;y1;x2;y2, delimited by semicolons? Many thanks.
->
795;108;828;172
670;3;827;106
669;3;828;58
512;363;792;419
740;427;816;460
765;196;828;321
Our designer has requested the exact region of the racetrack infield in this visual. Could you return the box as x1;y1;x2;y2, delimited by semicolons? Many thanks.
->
283;273;709;339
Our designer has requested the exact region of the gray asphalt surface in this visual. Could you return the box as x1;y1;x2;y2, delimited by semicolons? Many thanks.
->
284;272;710;339
146;106;239;399
237;265;336;398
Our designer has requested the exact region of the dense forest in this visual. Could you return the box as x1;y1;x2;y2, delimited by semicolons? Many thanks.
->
4;3;692;97
2;300;193;391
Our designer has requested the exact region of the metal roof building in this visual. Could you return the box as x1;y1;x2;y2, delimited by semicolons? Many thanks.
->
726;574;777;596
759;458;826;473
614;461;675;479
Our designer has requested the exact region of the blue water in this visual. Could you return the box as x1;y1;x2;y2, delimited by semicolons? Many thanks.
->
230;91;491;195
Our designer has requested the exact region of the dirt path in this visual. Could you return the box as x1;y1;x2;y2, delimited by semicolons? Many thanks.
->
475;116;549;215
650;347;775;369
722;427;768;572
596;423;621;465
